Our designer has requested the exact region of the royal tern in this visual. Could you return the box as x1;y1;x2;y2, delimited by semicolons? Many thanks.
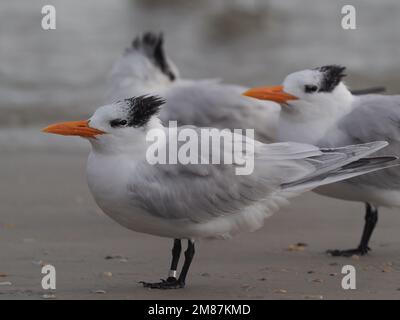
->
106;32;281;142
106;32;384;144
244;64;400;256
42;95;396;288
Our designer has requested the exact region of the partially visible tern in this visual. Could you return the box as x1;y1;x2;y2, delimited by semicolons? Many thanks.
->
42;95;396;288
106;32;281;142
244;64;400;256
106;32;385;143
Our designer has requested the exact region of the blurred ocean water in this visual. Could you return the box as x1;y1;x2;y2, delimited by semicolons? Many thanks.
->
1;0;400;130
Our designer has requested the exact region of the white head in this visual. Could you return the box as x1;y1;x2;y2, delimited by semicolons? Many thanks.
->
42;96;164;154
244;65;354;120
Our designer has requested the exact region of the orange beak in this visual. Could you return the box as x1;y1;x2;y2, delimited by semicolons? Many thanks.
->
243;85;298;103
41;120;105;138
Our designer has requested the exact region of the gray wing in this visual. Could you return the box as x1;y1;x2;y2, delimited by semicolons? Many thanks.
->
128;127;388;223
105;33;179;103
160;80;281;143
320;94;400;189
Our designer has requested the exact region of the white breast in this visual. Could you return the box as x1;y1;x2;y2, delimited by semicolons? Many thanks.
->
85;152;198;238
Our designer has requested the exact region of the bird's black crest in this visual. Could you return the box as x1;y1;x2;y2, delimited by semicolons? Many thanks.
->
315;65;346;92
122;95;165;128
131;32;176;81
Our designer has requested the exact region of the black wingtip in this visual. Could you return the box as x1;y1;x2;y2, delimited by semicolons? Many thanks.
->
340;156;398;170
128;32;176;81
131;32;162;49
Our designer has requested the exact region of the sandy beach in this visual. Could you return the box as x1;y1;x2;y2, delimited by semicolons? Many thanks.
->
1;142;400;300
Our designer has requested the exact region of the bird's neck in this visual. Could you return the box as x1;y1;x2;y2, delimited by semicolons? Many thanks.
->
277;91;355;145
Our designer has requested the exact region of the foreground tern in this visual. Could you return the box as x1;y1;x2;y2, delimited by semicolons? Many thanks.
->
42;95;397;288
244;65;400;256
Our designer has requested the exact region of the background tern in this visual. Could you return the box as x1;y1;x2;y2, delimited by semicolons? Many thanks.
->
244;64;400;257
106;32;385;144
106;32;281;142
42;95;397;288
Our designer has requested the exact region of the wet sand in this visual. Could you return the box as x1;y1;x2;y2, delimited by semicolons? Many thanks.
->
1;147;400;300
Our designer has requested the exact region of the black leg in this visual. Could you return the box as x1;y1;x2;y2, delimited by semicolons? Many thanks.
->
141;239;195;289
358;203;378;251
167;239;182;281
327;203;378;257
177;240;195;286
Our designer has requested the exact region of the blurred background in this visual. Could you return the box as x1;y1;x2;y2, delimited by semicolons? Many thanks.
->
1;0;400;299
1;0;400;138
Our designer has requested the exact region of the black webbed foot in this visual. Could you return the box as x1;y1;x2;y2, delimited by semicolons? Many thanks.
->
140;277;185;289
327;246;370;257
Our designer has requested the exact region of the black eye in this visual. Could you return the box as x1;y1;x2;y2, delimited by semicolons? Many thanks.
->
110;119;128;128
305;85;318;93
